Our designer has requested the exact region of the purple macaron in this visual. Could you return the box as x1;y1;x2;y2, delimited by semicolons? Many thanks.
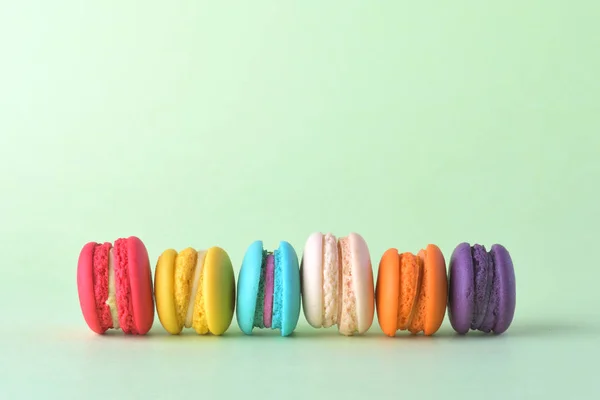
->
448;243;516;334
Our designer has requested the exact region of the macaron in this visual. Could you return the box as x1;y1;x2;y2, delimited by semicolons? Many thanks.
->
236;240;300;336
375;244;447;336
300;232;374;336
154;246;235;335
77;236;154;335
448;243;516;334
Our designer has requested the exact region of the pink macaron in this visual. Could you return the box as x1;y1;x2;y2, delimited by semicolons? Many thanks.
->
77;236;154;334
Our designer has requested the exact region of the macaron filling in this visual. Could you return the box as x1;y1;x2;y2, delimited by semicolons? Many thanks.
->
174;248;197;326
397;252;424;331
322;233;339;328
172;248;209;334
113;238;138;334
105;249;120;329
313;234;357;333
408;250;428;333
185;250;208;332
471;245;495;330
253;249;283;330
337;237;358;334
263;254;275;328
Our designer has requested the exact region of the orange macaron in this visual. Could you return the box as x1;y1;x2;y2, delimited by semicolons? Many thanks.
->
375;244;448;336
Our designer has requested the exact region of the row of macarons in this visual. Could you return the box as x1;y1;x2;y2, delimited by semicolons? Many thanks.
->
77;232;516;337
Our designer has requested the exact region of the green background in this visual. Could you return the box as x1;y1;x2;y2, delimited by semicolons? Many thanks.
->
1;1;598;398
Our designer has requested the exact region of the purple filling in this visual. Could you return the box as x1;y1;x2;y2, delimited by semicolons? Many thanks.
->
470;245;495;330
263;254;275;328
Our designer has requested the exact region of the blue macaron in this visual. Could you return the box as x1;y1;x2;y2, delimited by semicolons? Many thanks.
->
236;240;301;336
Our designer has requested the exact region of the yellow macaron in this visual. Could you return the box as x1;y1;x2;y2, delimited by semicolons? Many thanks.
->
154;246;235;335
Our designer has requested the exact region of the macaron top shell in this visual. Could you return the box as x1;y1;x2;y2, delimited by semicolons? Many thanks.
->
236;240;264;335
375;248;401;336
447;242;473;333
300;232;324;328
422;244;448;335
203;247;236;335
278;241;301;336
77;242;105;334
489;244;516;333
123;237;154;335
155;249;180;334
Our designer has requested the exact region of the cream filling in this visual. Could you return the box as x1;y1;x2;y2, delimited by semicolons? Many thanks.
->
185;250;207;328
337;237;358;335
322;234;339;328
105;249;120;329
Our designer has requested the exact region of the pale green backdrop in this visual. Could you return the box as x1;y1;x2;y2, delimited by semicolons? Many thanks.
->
1;1;598;399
